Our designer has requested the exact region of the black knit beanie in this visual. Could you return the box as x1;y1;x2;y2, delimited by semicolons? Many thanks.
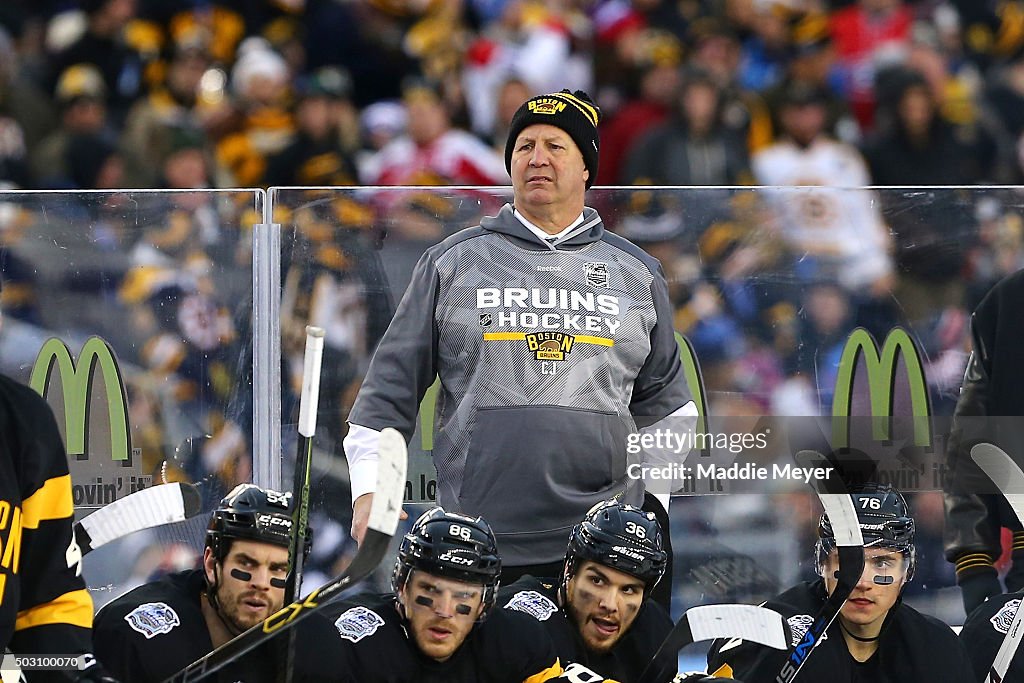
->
505;89;601;188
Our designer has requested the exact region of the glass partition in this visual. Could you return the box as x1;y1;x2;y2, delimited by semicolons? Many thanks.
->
0;188;262;608
6;185;1022;653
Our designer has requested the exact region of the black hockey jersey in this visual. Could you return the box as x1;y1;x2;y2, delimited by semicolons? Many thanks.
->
497;575;673;683
93;569;343;682
960;590;1024;681
0;372;95;680
706;580;974;683
325;592;563;683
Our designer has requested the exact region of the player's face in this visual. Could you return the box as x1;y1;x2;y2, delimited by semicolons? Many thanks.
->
511;123;589;222
823;547;908;637
205;540;289;631
400;571;484;662
566;561;645;653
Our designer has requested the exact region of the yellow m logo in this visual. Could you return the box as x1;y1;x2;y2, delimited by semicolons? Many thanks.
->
29;337;131;462
831;328;931;449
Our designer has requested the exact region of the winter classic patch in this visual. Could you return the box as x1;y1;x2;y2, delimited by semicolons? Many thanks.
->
786;613;827;646
505;590;558;621
991;598;1022;634
124;602;181;639
334;606;386;642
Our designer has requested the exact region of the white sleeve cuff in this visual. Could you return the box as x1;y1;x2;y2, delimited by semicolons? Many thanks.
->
343;423;382;503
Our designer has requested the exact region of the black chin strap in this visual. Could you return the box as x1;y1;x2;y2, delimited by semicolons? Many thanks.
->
206;562;245;637
839;620;880;642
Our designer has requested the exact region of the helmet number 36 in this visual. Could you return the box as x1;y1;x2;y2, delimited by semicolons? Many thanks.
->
623;521;647;539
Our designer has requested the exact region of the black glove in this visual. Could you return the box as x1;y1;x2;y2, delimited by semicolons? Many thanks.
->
674;674;742;683
73;658;119;683
1005;548;1024;593
959;567;1003;617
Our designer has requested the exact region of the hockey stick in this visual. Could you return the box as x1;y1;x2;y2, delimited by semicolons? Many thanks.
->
775;450;864;683
285;325;324;601
970;442;1024;683
636;604;789;683
75;482;202;555
281;326;324;683
163;427;407;683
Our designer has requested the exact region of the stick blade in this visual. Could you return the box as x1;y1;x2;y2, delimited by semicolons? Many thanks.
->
687;604;788;650
372;428;407;537
972;443;1024;495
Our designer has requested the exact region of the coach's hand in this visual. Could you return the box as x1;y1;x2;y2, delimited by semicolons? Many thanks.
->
352;493;407;545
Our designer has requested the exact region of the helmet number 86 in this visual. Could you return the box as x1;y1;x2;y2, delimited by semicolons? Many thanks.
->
623;521;646;539
449;524;473;541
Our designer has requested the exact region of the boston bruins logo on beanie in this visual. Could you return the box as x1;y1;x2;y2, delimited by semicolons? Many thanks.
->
505;89;601;188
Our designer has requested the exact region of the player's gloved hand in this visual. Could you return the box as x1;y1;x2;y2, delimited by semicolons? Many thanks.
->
73;657;120;683
673;674;742;682
1005;547;1024;593
959;567;1002;617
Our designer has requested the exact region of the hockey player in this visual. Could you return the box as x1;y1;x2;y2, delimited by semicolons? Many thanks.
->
326;507;563;682
944;268;1024;617
92;484;339;682
497;500;673;682
959;588;1024;680
343;88;695;601
0;369;117;683
706;482;974;681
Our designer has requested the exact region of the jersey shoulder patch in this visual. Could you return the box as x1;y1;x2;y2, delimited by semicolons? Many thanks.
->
990;598;1022;634
786;613;827;646
504;590;558;621
334;605;386;643
124;602;181;639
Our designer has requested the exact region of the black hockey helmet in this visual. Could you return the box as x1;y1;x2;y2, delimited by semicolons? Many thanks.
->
816;482;916;581
392;507;502;612
206;483;311;562
563;500;668;593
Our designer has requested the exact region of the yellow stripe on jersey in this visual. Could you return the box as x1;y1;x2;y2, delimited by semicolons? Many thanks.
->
522;658;563;683
20;475;74;530
574;335;613;347
482;332;614;347
483;332;526;341
15;588;93;630
712;663;734;678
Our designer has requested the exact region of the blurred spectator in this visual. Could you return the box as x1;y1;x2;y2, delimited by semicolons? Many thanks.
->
46;0;144;125
829;0;913;131
762;12;859;144
360;78;507;185
120;34;213;187
65;131;124;189
0;24;56;158
685;17;773;153
486;77;533;149
215;36;294;186
621;67;750;185
595;53;681;185
864;69;998;184
983;52;1024;182
265;66;360;187
355;99;407;174
32;63;111;187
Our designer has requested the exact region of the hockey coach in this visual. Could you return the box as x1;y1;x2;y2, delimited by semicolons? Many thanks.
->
92;484;341;682
344;87;697;600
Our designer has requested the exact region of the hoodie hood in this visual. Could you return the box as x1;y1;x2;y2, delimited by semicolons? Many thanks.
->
479;204;605;251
